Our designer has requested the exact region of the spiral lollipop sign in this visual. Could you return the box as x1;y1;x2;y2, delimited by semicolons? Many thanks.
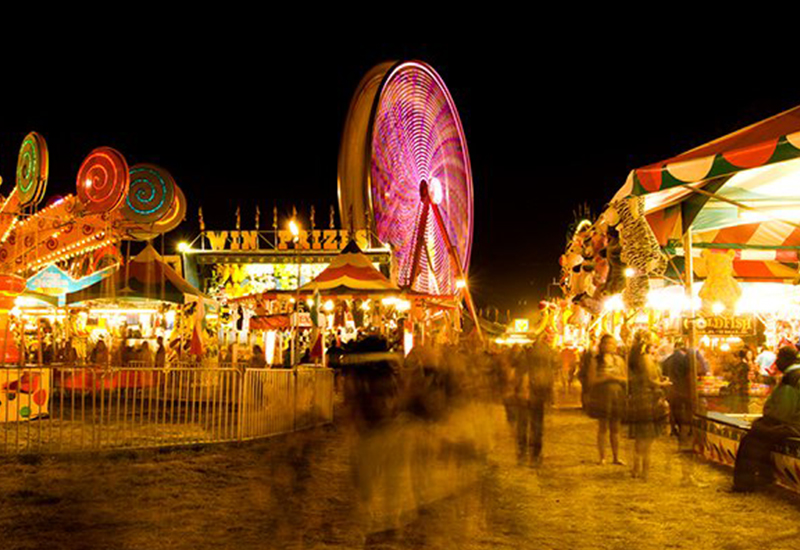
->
121;164;176;225
77;147;130;214
16;132;49;206
0;134;187;275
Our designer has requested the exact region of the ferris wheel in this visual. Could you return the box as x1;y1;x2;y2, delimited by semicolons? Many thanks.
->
338;61;474;298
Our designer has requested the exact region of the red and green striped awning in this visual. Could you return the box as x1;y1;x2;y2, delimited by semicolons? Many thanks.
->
622;105;800;196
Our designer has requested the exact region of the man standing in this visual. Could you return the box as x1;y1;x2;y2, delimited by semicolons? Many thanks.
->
661;339;707;446
733;346;800;492
155;336;166;369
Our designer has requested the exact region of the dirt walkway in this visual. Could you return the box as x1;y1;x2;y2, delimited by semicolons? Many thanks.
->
0;404;798;550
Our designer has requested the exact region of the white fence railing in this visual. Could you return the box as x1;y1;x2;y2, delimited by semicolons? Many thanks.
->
0;365;333;454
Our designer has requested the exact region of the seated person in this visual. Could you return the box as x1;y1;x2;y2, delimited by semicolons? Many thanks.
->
733;346;800;492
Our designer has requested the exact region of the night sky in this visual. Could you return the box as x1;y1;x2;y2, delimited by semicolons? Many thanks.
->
1;32;796;316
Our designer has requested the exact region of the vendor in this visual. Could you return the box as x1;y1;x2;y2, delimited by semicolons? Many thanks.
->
722;349;753;414
733;346;800;492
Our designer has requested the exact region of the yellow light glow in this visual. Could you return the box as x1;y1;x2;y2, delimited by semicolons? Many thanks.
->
265;330;276;364
711;302;725;315
306;299;314;307
177;242;190;253
624;267;636;278
513;318;529;332
603;294;624;312
395;299;411;312
361;299;371;311
404;330;414;356
288;220;300;238
323;300;334;312
455;278;467;290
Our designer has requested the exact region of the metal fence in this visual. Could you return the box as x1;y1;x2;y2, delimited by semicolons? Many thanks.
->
0;365;334;454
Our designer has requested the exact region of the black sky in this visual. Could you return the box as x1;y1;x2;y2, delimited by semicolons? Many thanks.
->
0;28;797;316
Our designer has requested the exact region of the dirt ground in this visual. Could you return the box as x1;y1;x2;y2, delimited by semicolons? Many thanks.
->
1;397;799;550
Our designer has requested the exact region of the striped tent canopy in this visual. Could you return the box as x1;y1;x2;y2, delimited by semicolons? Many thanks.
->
609;104;800;283
298;240;400;295
67;244;209;305
617;104;800;198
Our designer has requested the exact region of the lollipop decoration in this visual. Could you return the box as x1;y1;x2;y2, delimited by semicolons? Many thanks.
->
128;185;187;240
153;185;186;234
77;147;129;213
121;163;176;225
16;132;49;206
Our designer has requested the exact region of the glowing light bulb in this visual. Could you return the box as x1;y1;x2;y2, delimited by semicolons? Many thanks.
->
624;267;636;278
324;300;334;312
429;177;444;204
712;302;725;315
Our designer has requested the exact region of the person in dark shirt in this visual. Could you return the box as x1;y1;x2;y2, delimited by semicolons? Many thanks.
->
723;349;752;414
513;339;555;466
733;346;800;492
155;336;166;369
661;341;708;443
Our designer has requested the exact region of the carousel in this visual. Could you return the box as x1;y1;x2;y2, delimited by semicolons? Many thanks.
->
0;132;188;420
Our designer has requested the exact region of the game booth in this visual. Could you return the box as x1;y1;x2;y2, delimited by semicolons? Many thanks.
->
559;104;800;493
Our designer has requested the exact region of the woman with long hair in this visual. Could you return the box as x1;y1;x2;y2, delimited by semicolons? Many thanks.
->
587;334;627;465
627;330;668;480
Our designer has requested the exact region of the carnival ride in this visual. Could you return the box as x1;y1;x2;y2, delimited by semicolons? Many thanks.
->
0;132;186;362
338;61;481;338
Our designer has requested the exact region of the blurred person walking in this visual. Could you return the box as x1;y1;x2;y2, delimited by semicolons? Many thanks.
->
587;334;627;465
577;338;597;410
513;338;555;466
661;339;707;445
626;331;669;480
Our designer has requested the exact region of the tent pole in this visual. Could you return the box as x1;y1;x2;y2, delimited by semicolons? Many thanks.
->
683;228;699;419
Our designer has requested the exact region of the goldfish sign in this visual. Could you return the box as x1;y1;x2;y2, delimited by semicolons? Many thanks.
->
681;314;756;336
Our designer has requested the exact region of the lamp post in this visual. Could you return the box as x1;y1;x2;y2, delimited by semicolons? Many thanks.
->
289;219;300;366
